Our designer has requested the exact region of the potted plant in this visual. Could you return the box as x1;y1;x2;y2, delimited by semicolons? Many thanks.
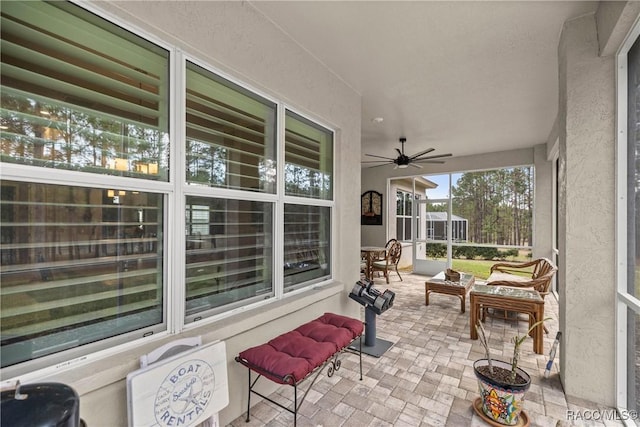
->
473;318;548;425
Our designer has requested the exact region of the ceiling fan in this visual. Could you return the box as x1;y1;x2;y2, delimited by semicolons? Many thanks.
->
362;137;453;169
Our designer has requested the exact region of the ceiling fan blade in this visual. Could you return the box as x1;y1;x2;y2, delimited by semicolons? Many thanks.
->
413;160;446;164
362;160;393;163
413;153;453;161
395;148;403;157
409;163;423;168
409;148;435;159
368;162;393;169
365;153;396;160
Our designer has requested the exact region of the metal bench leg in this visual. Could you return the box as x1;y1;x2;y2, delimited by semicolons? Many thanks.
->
359;334;363;380
245;369;252;422
245;369;251;422
293;384;298;427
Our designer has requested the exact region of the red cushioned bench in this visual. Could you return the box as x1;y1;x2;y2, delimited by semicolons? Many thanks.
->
235;312;364;426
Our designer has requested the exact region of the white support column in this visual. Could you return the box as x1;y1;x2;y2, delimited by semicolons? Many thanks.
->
557;12;617;406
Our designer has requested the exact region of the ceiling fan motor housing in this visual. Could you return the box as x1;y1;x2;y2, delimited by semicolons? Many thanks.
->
395;155;410;166
395;137;409;166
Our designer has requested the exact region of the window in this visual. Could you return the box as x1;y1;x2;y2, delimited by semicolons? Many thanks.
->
451;169;533;247
0;1;170;373
283;204;331;291
184;61;278;320
185;197;273;319
396;190;417;241
617;26;640;416
283;110;333;291
185;61;277;192
284;110;333;199
0;1;170;180
421;170;533;279
1;181;164;368
627;32;640;417
0;1;335;376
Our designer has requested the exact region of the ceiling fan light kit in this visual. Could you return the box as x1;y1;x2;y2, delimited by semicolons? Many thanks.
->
362;137;453;169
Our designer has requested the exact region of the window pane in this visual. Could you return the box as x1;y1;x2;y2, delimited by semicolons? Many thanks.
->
185;197;273;318
396;217;404;240
1;181;164;368
397;191;403;215
0;1;170;180
284;110;333;199
404;218;412;241
452;169;533;246
185;62;277;192
284;204;330;291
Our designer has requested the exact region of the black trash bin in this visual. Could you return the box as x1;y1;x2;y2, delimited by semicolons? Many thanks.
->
1;382;81;427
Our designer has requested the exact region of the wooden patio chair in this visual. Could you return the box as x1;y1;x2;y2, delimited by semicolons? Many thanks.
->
484;257;557;333
371;239;403;283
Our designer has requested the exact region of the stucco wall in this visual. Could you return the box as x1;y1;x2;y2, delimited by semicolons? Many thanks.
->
24;2;362;425
557;12;617;405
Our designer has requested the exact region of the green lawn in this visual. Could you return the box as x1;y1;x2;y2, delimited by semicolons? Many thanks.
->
450;259;496;280
435;256;532;280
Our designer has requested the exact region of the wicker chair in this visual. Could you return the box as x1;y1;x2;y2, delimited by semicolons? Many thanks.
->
371;239;403;283
487;257;557;296
485;257;557;333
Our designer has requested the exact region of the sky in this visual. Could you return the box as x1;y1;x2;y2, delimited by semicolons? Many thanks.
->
423;173;462;199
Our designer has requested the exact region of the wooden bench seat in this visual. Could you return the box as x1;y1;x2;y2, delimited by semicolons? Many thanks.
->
235;312;363;426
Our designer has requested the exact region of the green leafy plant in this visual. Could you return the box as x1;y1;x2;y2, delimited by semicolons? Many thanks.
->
476;317;549;384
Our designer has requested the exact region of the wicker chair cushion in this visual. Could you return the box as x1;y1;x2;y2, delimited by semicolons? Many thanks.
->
486;272;531;284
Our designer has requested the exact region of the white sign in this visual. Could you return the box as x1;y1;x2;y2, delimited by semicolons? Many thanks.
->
127;340;228;427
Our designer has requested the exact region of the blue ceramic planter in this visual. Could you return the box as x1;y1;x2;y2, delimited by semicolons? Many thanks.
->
473;359;531;425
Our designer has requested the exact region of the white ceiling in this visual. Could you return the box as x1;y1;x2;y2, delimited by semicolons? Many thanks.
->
251;1;599;165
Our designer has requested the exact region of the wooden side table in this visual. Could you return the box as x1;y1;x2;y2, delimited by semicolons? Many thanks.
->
425;271;475;313
469;285;545;354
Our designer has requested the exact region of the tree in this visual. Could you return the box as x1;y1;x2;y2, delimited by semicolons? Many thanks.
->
449;167;533;247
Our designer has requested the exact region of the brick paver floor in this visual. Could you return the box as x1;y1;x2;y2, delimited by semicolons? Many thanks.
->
229;272;624;426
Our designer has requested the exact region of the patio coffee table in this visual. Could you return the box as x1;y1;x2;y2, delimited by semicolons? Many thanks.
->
425;271;475;313
469;284;545;354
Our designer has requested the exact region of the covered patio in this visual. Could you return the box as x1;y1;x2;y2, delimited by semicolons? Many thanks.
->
1;1;638;425
230;273;618;426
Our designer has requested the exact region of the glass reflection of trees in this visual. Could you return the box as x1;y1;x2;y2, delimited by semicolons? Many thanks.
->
1;91;169;180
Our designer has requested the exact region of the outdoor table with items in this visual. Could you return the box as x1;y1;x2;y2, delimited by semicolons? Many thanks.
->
469;284;545;354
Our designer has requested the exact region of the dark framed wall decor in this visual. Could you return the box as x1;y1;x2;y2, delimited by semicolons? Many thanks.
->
361;190;383;225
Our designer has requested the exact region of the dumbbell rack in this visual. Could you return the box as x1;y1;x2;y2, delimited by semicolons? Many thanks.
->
348;279;395;357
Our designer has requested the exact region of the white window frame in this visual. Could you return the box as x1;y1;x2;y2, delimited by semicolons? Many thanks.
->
280;106;336;295
615;17;640;418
